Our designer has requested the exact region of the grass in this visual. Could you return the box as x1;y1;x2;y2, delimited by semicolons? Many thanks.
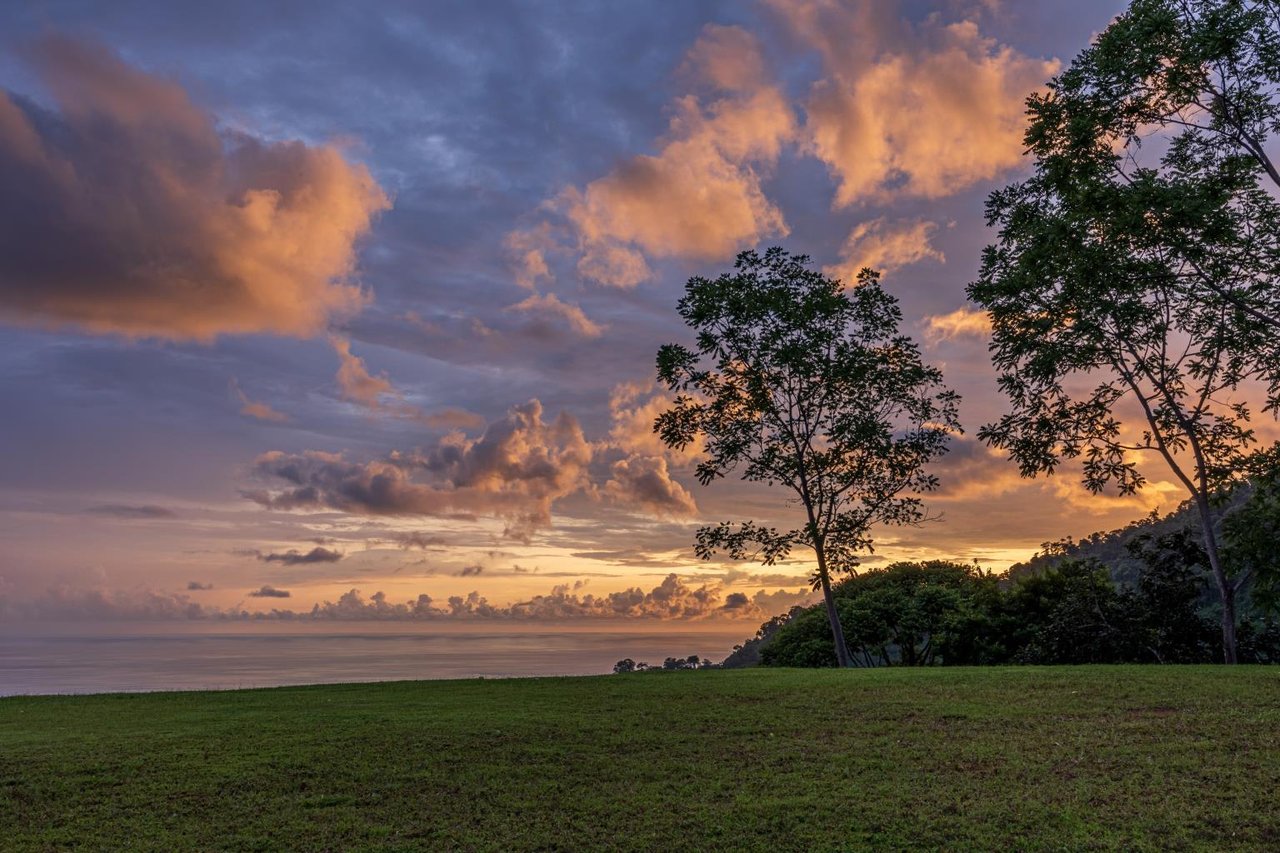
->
2;666;1278;851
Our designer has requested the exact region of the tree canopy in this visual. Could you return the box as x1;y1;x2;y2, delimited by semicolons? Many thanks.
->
966;0;1280;663
655;247;959;667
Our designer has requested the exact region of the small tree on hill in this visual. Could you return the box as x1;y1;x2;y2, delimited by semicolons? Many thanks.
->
655;248;960;668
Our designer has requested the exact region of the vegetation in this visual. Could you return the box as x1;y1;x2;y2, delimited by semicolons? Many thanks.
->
3;668;1279;850
754;536;1280;669
970;0;1280;663
656;248;959;667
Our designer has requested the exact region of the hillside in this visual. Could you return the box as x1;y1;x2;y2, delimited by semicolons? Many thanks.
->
3;668;1278;850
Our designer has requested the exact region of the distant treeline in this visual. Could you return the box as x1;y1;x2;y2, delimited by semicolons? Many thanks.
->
711;502;1280;669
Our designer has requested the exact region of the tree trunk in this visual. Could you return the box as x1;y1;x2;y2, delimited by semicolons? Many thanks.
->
815;545;853;668
1194;494;1238;664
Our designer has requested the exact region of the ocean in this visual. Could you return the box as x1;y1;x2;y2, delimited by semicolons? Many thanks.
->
0;622;751;695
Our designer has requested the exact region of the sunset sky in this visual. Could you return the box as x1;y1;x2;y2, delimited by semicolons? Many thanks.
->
0;0;1187;628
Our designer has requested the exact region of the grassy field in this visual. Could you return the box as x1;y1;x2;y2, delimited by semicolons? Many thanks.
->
2;667;1278;851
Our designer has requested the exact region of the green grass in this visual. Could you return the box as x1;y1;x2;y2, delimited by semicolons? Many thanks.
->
2;667;1278;851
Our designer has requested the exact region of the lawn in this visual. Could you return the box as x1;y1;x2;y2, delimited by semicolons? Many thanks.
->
2;666;1278;851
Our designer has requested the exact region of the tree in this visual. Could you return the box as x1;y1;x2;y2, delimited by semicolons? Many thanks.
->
967;2;1280;662
655;248;960;668
1222;447;1280;614
1026;0;1280;333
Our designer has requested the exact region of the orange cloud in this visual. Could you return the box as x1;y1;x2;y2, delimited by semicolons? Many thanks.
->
924;307;992;343
771;0;1057;205
331;335;397;409
0;37;389;341
826;218;945;282
507;292;604;338
509;24;794;289
606;381;702;463
230;378;289;423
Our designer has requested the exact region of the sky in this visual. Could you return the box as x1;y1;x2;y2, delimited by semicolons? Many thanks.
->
0;0;1174;629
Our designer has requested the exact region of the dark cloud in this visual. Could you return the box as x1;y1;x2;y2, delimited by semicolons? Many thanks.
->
186;581;213;591
248;584;291;598
389;531;445;550
258;546;344;565
0;36;388;341
457;565;483;577
86;504;177;519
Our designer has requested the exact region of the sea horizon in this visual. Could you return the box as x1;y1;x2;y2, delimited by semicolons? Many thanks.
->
0;622;753;696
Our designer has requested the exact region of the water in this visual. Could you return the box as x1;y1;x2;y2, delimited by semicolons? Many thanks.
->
0;623;750;695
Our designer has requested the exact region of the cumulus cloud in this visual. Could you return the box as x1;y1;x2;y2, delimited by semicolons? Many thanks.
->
826;218;945;281
248;584;291;598
606;381;700;463
924;306;992;343
559;90;793;284
299;575;803;621
258;546;344;565
508;23;794;289
85;504;177;519
507;292;604;338
0;575;805;622
230;378;289;423
0;37;389;341
770;0;1057;205
604;454;698;519
246;399;593;540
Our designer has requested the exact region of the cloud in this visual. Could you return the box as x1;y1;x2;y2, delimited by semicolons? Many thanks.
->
258;546;344;565
0;37;389;341
85;504;177;519
825;218;945;281
246;399;593;540
0;585;210;620
248;585;291;598
509;23;794;288
390;532;445;550
603;454;698;519
457;565;483;577
606;382;706;471
928;436;1027;501
0;576;802;622
503;224;556;290
331;335;397;409
421;409;486;431
679;23;770;92
230;378;289;423
924;306;992;343
186;581;213;591
507;292;604;338
770;0;1057;205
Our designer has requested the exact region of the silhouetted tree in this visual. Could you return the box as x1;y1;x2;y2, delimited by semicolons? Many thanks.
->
656;248;960;667
971;0;1280;663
